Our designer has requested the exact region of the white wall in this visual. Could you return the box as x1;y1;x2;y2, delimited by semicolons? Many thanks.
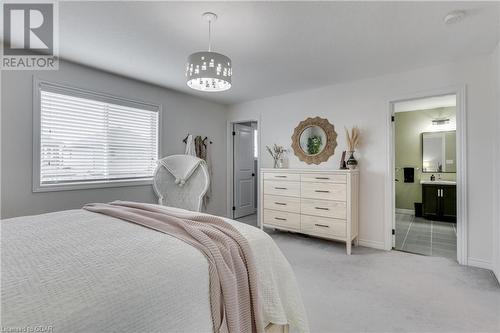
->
1;60;228;218
494;41;500;281
228;54;497;268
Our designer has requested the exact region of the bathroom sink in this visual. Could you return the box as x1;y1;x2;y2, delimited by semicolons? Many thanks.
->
420;180;456;185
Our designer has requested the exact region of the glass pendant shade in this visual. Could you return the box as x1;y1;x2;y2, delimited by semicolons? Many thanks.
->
186;51;232;92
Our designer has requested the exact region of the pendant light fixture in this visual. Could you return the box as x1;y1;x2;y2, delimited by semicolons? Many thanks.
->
185;12;232;92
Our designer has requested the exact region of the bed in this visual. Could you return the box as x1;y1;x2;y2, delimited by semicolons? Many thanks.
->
1;206;308;333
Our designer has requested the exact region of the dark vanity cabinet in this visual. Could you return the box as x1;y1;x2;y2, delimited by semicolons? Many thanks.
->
422;184;456;222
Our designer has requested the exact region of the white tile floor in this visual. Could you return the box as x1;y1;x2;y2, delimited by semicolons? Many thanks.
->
395;213;457;260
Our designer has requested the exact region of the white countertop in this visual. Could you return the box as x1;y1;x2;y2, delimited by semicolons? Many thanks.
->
420;180;456;185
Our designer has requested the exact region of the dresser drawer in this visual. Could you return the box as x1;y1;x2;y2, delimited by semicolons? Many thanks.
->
264;180;300;197
301;198;347;219
301;174;346;184
264;195;300;213
301;182;347;201
263;172;300;182
301;215;346;239
263;209;300;230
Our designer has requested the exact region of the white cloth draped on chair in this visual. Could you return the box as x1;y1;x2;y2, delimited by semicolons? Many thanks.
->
184;134;196;156
153;154;210;212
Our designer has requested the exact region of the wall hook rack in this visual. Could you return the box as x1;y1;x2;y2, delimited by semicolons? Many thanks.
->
182;134;213;145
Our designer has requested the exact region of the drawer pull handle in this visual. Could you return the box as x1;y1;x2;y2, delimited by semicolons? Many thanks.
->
275;175;287;178
275;187;287;190
315;207;330;210
315;177;330;180
314;223;330;228
315;190;330;193
274;217;287;221
275;202;287;206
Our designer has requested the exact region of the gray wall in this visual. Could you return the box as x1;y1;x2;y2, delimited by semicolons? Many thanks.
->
1;60;228;218
494;41;500;281
228;53;497;268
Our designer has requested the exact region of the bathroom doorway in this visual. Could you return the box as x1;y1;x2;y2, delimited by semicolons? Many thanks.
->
392;94;458;260
230;121;259;226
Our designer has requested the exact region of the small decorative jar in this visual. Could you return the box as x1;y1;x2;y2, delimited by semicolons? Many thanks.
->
346;151;358;170
278;157;288;168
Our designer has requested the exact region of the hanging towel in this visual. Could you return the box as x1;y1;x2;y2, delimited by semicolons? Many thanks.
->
159;154;204;187
194;136;212;210
194;136;207;160
403;167;414;183
184;134;196;156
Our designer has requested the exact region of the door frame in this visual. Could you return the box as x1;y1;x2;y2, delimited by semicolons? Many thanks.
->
386;85;467;265
227;119;260;223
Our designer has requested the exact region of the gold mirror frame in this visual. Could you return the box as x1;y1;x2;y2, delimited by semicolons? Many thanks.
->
291;117;337;165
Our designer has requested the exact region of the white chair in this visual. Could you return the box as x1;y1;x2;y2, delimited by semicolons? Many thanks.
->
152;155;210;212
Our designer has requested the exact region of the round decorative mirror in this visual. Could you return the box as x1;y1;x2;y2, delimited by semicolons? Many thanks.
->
299;126;327;155
291;117;337;164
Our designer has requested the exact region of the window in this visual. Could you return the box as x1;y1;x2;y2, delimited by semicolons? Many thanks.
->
34;80;160;191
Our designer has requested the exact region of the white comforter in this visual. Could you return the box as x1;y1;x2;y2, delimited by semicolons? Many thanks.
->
1;208;308;333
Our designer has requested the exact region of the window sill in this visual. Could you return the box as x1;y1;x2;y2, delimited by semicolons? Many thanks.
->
33;178;153;193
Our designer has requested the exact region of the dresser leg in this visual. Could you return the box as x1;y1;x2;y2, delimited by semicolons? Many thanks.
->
354;237;359;247
346;241;352;255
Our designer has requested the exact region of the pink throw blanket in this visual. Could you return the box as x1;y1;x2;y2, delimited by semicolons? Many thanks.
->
83;201;263;333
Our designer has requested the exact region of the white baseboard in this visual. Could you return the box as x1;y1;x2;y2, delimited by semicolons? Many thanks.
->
467;257;493;270
358;239;386;250
395;208;415;215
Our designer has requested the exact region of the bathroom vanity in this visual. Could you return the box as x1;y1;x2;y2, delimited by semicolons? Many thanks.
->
421;180;456;222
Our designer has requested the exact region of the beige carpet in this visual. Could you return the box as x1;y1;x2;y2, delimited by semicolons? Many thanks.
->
266;228;500;333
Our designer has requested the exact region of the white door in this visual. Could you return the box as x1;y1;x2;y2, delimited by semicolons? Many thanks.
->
233;123;256;218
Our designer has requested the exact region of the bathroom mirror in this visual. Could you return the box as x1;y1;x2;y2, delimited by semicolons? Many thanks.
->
291;117;337;164
422;130;456;173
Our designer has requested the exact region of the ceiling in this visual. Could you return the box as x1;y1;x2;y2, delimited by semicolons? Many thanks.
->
59;1;500;105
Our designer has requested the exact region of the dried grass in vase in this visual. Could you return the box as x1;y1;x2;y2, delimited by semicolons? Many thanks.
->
344;126;360;152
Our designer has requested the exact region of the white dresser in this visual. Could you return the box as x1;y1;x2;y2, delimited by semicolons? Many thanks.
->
260;168;359;254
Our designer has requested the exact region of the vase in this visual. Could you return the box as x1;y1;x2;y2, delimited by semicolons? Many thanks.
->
274;158;286;169
346;151;358;170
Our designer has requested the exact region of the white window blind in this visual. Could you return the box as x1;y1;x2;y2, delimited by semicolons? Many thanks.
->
38;84;159;189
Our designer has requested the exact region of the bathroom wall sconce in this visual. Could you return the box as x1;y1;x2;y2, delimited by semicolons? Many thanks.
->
432;118;450;126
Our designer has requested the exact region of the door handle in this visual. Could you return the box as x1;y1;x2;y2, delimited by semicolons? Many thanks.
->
275;175;287;178
274;202;287;206
315;177;330;180
315;207;330;210
315;190;330;193
274;187;287;190
252;173;255;177
274;217;287;221
314;224;330;228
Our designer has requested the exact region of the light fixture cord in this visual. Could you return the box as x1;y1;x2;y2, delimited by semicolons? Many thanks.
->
208;19;212;52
